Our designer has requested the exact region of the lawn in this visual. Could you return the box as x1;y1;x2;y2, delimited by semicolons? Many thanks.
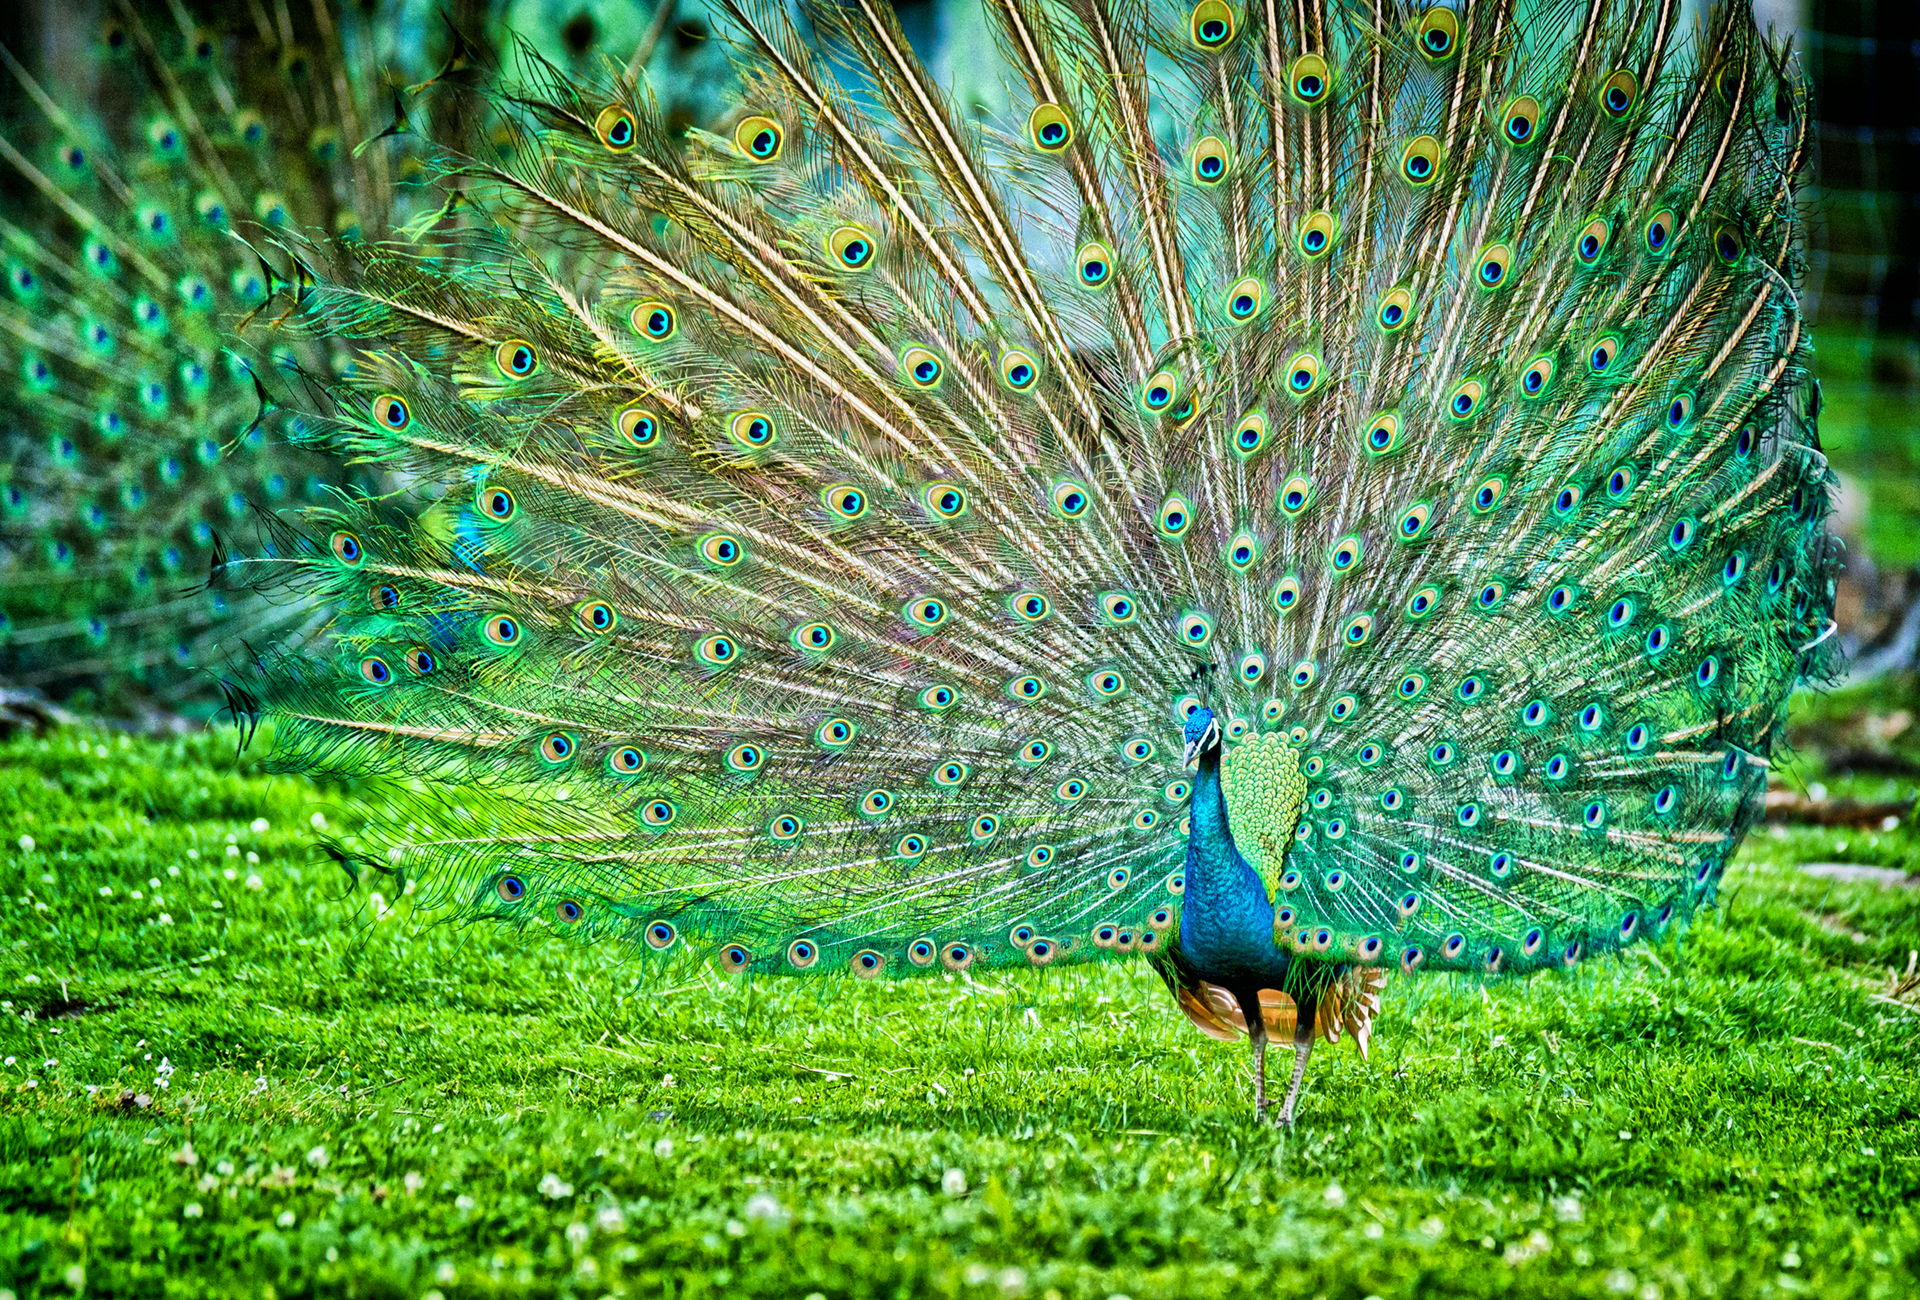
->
1;687;1916;1299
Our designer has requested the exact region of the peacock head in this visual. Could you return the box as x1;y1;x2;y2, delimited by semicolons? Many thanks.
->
1182;706;1222;770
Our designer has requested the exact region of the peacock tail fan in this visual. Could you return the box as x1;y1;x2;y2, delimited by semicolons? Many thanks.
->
237;0;1838;992
0;0;502;708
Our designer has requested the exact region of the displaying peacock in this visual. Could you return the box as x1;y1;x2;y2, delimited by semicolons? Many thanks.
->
0;0;723;708
232;0;1838;1125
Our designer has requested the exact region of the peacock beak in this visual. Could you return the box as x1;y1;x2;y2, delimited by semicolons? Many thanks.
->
1182;738;1204;771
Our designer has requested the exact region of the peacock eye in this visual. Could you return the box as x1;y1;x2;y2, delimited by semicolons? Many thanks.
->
1190;136;1230;185
484;614;522;646
578;602;617;634
1290;53;1330;103
1599;69;1639;120
494;339;538;378
734;115;784;161
330;530;365;567
1189;0;1236;48
1500;95;1541;145
632;301;677;341
1027;102;1074;152
1075;242;1114;288
1401;134;1441;185
594;105;637;151
358;655;391;685
371;394;410;430
729;410;777;449
1417;6;1459;59
539;731;576;764
827;224;877;269
481;486;517;521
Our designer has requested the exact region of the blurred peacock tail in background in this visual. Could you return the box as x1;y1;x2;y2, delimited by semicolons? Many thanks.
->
224;0;1837;1124
0;0;728;713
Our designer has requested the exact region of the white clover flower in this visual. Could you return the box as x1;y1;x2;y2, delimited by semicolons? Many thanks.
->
306;1145;329;1168
158;914;173;926
941;1167;967;1196
539;1172;574;1199
167;865;181;878
310;812;327;829
183;1203;202;1219
565;1221;591;1248
744;1192;785;1223
454;1194;475;1212
595;1205;626;1234
251;818;270;834
97;886;113;898
17;836;33;853
277;1211;296;1228
186;849;199;861
245;875;263;892
403;1171;424;1194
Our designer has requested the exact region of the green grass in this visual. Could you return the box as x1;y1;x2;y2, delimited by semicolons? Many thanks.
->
1;708;1917;1299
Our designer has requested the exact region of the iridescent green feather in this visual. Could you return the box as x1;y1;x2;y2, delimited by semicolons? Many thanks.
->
237;0;1836;990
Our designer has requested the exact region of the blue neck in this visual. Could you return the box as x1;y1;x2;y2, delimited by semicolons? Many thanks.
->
1179;749;1290;987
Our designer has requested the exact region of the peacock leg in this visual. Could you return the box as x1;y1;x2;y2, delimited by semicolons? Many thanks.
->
1277;990;1318;1126
1239;990;1270;1124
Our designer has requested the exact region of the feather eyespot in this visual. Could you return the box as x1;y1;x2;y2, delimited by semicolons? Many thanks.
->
607;745;646;777
1179;611;1212;646
1400;135;1441;185
1328;693;1357;722
614;406;661;447
1599;69;1639;120
1189;0;1236;48
696;634;740;667
816;717;857;749
1576;216;1610;265
357;655;392;686
1000;348;1040;391
1027;102;1074;152
793;621;836;653
1182;135;1228;186
494;339;538;378
1075;242;1114;289
329;530;366;567
1666;393;1695;429
1277;474;1313;518
1363;412;1402;456
1405;584;1441;619
1500;95;1542;145
1158;495;1193;538
970;815;1000;842
1588;334;1620;374
1376;288;1415;333
1024;845;1055;872
641;920;677;950
403;646;436;676
1395;500;1433;542
1227;532;1260;572
734;115;783;161
1713;223;1746;266
1329;535;1362;572
1606;464;1636;499
1233;413;1269;457
1471;476;1507;513
918;684;958;711
555;900;584;924
785;939;819;969
895;834;927;861
1008;675;1046;701
1052;480;1091;518
906;938;937;967
593;104;637;151
632;302;676;341
1289;660;1317;689
852;950;885;977
1236;654;1266;686
1227;277;1264;321
371;583;401;611
823;484;868;520
719;944;751;973
483;614;521;647
480;486;517;521
1447;378;1485;419
1297;212;1337;260
902;596;948;630
941;943;974;972
497;874;527;903
1475;244;1512;290
827;225;876;270
538;731;577;765
1519;356;1555;398
1055;778;1087;804
729;410;776;450
725;743;766;774
1273;575;1304;613
1290;53;1331;103
1284;351;1322;396
1644;209;1676;255
370;394;410;430
1098;591;1138;624
859;789;895;817
901;346;943;389
1343;613;1374;647
700;533;745;568
1010;592;1049;622
924;482;968;521
1417;6;1459;59
1143;371;1179;412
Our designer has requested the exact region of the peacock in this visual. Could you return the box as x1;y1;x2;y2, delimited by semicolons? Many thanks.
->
229;0;1839;1125
0;0;722;708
